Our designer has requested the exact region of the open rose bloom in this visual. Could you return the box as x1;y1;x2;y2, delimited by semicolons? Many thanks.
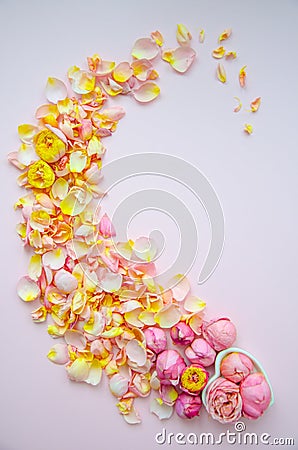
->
206;377;242;423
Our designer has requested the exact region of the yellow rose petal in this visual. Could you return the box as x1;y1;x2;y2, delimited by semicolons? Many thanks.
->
216;63;226;83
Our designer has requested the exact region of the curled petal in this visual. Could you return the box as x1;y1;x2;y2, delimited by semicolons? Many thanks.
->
51;178;69;200
218;28;232;42
199;29;205;43
100;79;123;96
184;296;206;313
69;69;96;94
170;274;190;301
176;23;192;46
126;339;147;366
131;59;157;82
42;248;66;270
17;276;40;302
225;51;237;60
188;314;203;335
31;306;47;323
123;407;142;424
151;30;164;46
212;46;226;59
155;304;181;328
66;358;89;382
233;96;242;113
131;38;159;60
250;97;261;112
244;123;253;135
162;47;196;73
47;343;69;365
150;398;173;420
45;77;67;103
133;82;160;103
113;62;133;82
160;384;178;405
85;359;102;386
28;254;42;281
239;65;247;88
64;329;87;350
216;63;226;83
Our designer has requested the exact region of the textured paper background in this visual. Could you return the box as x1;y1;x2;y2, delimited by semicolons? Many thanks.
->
1;1;298;449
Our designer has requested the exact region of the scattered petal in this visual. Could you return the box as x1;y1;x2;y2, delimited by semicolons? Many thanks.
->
17;276;40;302
162;47;196;73
100;271;122;293
250;97;261;112
113;62;133;83
150;398;173;420
47;343;69;365
233;96;242;113
225;51;237;60
123;407;142;424
244;123;253;135
199;29;205;43
99;213;116;238
64;329;87;350
239;65;247;88
176;24;192;46
42;248;66;270
184;296;206;313
151;30;164;46
212;46;226;59
109;373;129;397
170;274;190;302
216;63;226;83
155;304;181;328
67;358;89;382
133;82;160;103
131;38;159;60
60;187;92;216
28;254;42;281
218;28;232;42
18;124;38;144
54;269;78;293
126;339;147;366
85;359;102;386
69;151;87;173
45;77;67;103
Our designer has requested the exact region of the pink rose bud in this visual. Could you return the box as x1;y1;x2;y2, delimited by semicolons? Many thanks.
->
220;352;254;383
180;364;209;395
240;373;271;419
202;317;237;351
206;377;242;423
144;327;167;354
175;393;202;419
170;322;195;346
156;349;186;386
185;338;216;367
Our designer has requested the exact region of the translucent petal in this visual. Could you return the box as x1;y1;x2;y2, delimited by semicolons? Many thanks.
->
100;271;122;293
100;79;123;96
123;407;142;424
87;135;105;156
131;59;156;81
216;63;226;83
31;305;47;323
133;236;157;261
132;38;159;60
42;248;66;270
113;62;133;82
18;124;38;144
51;178;69;200
54;269;78;293
162;47;196;73
45;77;67;103
60;187;92;216
199;29;205;43
83;311;105;336
85;359;102;386
70;70;96;94
150;398;173;420
17;276;40;302
28;254;42;281
176;23;192;46
250;97;261;112
96;106;126;122
69;151;87;173
212;46;226;59
160;384;178;405
96;60;116;76
66;358;89;382
126;339;147;366
154;304;181;328
18;144;38;166
133;82;160;103
64;329;87;350
47;343;69;365
138;310;156;325
109;373;129;397
184;296;206;313
189;313;203;335
151;30;164;46
170;274;190;301
218;28;232;42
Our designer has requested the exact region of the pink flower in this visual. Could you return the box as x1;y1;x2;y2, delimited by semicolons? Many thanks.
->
240;373;271;419
180;364;209;395
144;327;167;354
185;338;216;367
220;352;254;383
175;393;202;419
202;317;237;351
156;349;186;386
170;322;195;346
206;377;242;423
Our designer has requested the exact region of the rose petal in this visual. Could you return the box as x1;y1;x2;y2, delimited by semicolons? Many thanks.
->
150;398;173;420
199;29;205;43
28;254;42;281
250;97;261;112
42;248;66;270
47;343;69;365
45;77;67;103
244;123;253;135
126;339;147;366
66;358;89;382
155;304;181;328
96;60;115;76
170;274;190;301
113;62;133;83
18;124;38;144
162;46;196;73
176;23;192;46
60;187;92;216
225;51;237;60
51;178;69;200
131;38;159;60
17;276;40;302
133;236;157;261
99;213;116;238
212;46;226;59
216;63;226;83
69;151;87;173
83;311;105;336
133;82;160;103
151;30;164;46
64;329;87;350
184;296;206;313
54;269;78;293
239;65;247;88
17;144;38;166
109;373;129;397
218;28;232;42
234;96;242;113
123;407;142;424
100;271;122;293
85;359;102;386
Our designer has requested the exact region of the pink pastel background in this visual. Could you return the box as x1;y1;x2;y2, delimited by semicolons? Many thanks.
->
1;1;298;449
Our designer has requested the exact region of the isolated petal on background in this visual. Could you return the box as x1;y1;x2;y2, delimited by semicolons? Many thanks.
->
123;407;142;424
216;63;226;83
239;65;247;88
162;47;196;73
113;62;133;83
54;269;78;293
199;29;205;43
42;248;66;270
28;254;42;281
176;23;192;46
170;274;190;301
218;28;232;42
18;124;38;144
126;339;147;366
133;82;160;103
47;343;69;365
155;304;181;328
225;51;237;60
212;46;226;59
85;359;102;386
233;96;242;113
150;398;173;420
17;276;40;302
100;271;122;293
244;123;253;135
184;296;206;313
45;77;67;103
151;30;164;46
18;144;38;166
132;38;159;60
131;59;156;81
250;97;261;112
67;358;89;382
69;151;87;173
